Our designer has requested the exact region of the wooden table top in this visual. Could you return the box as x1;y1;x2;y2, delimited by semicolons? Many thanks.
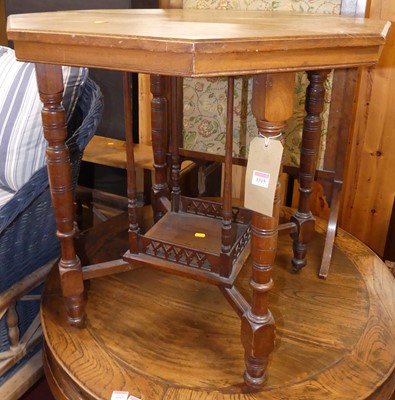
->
7;9;390;76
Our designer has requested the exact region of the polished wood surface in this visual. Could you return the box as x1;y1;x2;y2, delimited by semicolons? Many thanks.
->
7;10;389;76
150;74;170;222
35;63;85;328
0;0;6;45
41;213;395;399
291;70;330;272
8;8;391;389
243;72;295;385
83;136;154;171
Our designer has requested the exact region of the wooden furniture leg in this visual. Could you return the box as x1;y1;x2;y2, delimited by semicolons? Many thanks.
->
170;76;182;212
241;73;295;386
291;70;330;272
150;74;170;221
123;71;141;254
220;77;235;277
0;0;6;46
35;64;85;327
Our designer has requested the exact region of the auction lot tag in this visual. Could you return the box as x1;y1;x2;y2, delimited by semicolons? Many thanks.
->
244;136;283;217
111;391;129;400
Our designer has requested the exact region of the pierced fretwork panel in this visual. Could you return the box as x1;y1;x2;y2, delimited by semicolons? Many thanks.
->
181;197;251;224
231;226;251;265
141;237;217;272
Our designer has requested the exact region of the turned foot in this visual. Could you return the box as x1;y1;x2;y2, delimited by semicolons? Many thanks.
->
241;309;276;387
291;214;315;272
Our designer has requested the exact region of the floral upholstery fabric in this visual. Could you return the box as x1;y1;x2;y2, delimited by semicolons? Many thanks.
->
183;0;340;13
182;0;341;168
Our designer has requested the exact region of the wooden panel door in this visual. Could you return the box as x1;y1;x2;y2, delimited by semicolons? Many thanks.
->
340;0;395;257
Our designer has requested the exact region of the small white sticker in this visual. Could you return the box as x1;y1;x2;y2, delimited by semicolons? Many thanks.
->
252;170;270;188
128;396;142;400
111;391;129;400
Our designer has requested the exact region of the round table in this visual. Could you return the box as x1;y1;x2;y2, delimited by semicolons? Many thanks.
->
41;214;395;400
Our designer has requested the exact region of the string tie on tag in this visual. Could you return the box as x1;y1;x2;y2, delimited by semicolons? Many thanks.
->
258;132;283;147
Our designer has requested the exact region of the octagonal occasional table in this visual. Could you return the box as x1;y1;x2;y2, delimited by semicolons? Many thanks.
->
7;8;393;397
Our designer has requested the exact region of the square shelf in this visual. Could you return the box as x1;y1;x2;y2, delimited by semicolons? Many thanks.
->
123;197;251;286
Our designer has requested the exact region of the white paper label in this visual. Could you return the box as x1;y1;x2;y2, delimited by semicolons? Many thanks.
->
244;137;283;217
252;170;270;188
111;391;129;400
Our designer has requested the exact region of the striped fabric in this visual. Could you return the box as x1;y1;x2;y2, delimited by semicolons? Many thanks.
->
0;186;15;208
0;46;88;192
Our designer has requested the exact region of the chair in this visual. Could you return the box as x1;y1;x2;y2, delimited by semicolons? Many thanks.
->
0;76;103;396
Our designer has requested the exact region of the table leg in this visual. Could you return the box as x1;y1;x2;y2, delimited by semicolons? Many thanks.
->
123;72;141;254
35;64;85;327
170;76;182;212
291;70;330;272
150;74;170;221
241;73;294;386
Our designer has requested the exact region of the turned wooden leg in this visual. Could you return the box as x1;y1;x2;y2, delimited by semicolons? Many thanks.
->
241;73;295;386
220;77;235;278
170;76;182;212
291;70;330;272
123;72;140;254
150;74;170;221
36;64;85;327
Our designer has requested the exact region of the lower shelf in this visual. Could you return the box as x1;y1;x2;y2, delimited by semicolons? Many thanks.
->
125;207;251;284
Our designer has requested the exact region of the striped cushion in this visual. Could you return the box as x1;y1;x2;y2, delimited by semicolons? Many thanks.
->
0;186;15;209
0;46;88;191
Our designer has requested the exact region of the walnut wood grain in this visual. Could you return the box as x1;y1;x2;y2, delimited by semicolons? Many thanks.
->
0;0;6;46
242;72;295;386
291;70;330;272
8;8;391;392
7;10;389;77
220;77;235;276
150;74;170;221
170;76;181;213
83;136;154;171
123;71;140;255
35;63;85;328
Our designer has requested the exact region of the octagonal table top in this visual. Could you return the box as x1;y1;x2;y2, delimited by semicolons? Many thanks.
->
7;9;390;76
